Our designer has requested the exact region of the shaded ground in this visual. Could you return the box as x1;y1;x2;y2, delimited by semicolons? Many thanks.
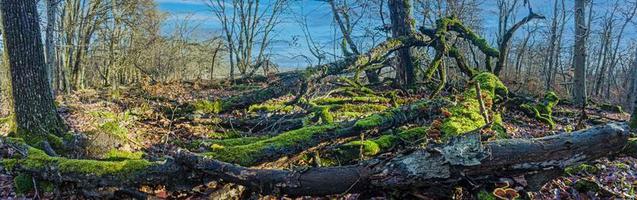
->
0;80;634;199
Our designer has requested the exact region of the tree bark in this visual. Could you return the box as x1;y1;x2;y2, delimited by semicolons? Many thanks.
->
45;0;59;96
0;0;67;145
573;0;588;106
388;0;416;86
630;50;637;129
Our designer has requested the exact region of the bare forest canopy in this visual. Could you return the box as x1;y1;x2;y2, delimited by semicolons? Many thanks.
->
0;0;636;199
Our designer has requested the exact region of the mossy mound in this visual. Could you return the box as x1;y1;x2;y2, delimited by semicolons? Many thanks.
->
521;91;559;128
565;163;599;175
440;73;508;139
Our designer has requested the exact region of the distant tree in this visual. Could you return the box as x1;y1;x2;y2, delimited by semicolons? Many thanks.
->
631;49;637;129
327;0;380;83
0;0;67;147
206;0;287;81
45;0;59;95
573;0;588;106
388;0;416;86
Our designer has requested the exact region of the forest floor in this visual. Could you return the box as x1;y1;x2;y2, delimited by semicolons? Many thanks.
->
1;80;635;199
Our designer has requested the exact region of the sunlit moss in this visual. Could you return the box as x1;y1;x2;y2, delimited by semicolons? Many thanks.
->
311;96;390;105
248;103;295;113
441;73;508;139
521;91;559;129
191;99;222;114
565;163;598;175
337;127;428;158
3;145;154;177
204;125;337;166
103;149;144;161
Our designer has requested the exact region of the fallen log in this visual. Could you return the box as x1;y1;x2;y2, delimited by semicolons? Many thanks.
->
177;123;633;197
1;123;633;198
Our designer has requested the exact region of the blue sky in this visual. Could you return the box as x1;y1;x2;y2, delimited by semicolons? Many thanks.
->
154;0;637;69
155;0;335;69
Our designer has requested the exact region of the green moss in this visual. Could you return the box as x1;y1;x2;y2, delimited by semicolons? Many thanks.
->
248;103;295;113
521;92;560;129
103;149;144;161
397;127;428;140
191;99;222;114
565;163;599;175
472;73;508;98
439;17;499;57
204;125;337;166
318;106;334;124
354;114;384;129
206;136;270;149
46;134;64;150
311;96;390;105
477;190;497;200
6;146;154;177
573;180;599;192
441;99;486;137
57;159;151;176
13;174;34;194
337;127;428;158
98;121;128;140
344;140;381;156
1;159;18;171
441;73;508;139
332;104;388;113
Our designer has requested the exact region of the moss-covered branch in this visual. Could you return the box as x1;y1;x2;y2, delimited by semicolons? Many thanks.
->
0;137;194;194
202;99;449;166
214;34;433;113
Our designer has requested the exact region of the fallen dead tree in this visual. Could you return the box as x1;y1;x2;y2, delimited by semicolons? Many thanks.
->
1;123;633;197
213;34;433;113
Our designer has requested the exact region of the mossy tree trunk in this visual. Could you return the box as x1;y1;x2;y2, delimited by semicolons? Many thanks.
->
388;0;416;86
0;0;67;146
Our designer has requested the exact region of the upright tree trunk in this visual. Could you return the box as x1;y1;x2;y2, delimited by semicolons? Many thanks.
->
545;0;560;90
0;0;67;145
45;0;58;96
630;50;637;129
573;0;588;106
388;0;415;86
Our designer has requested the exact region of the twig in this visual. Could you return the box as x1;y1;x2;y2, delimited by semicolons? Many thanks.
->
475;82;490;124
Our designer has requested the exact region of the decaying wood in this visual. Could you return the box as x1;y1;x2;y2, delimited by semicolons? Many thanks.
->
2;123;632;197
